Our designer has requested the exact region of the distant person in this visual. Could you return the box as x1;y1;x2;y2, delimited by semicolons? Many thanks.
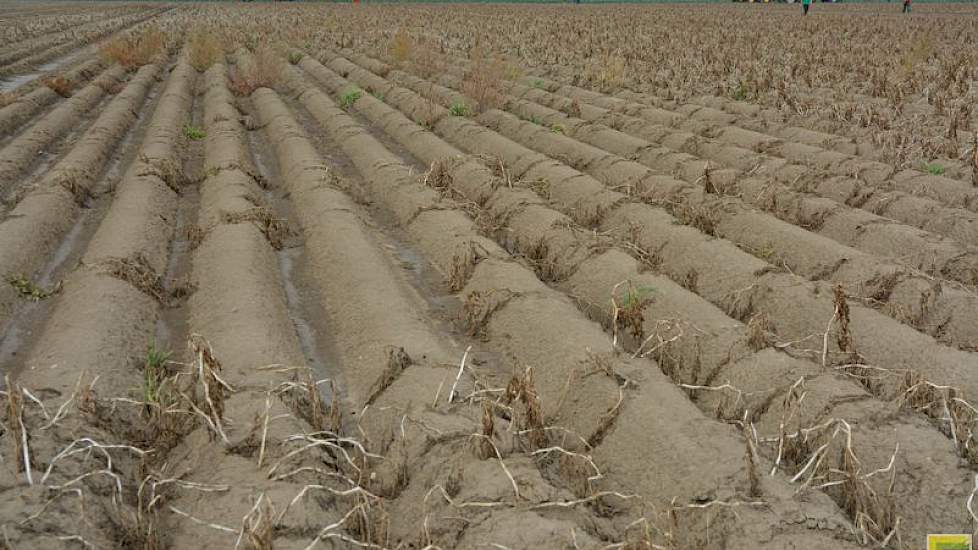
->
802;0;811;15
902;0;911;13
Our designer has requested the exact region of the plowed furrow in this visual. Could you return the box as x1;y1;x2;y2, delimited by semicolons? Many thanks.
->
277;65;864;548
324;52;978;413
289;56;975;546
0;64;126;198
0;57;105;139
492;79;978;269
154;61;338;549
0;9;129;48
0;62;160;341
410;53;978;258
365;59;978;351
282;58;916;545
522;74;978;216
0;8;167;80
0;6;149;55
0;54;193;549
436;64;873;164
0;10;146;68
249;71;616;549
627;87;879;158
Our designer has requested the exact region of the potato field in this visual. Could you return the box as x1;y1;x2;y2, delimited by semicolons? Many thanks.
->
0;2;977;548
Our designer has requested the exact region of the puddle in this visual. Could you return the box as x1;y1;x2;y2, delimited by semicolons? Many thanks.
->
0;73;163;376
0;91;114;202
246;112;338;404
154;81;203;358
0;48;85;92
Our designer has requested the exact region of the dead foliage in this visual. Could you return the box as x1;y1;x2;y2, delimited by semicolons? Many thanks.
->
99;25;166;69
460;289;514;340
389;27;413;66
581;53;627;93
503;366;547;450
420;157;454;192
221;206;294;249
900;371;978;464
41;76;74;98
611;280;655;343
670;198;721;237
0;91;16;108
137;155;185;195
328;380;342;434
365;347;413;405
765;379;901;546
100;254;168;302
833;284;853;354
184;224;208;250
229;46;281;96
475;399;496;459
4;376;33;482
52;167;94;206
743;422;762;498
567;98;582;119
700;163;727;196
971;131;978;188
300;367;329;432
407;37;442;80
516;235;564;282
746;312;772;351
680;268;698;293
448;240;488;292
188;334;233;443
239;494;275;550
100;254;195;306
461;43;515;113
187;26;225;71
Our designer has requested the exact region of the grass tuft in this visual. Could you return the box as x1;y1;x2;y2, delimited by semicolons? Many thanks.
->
8;275;57;301
183;125;206;141
612;281;655;341
449;101;470;117
339;88;363;109
143;342;172;405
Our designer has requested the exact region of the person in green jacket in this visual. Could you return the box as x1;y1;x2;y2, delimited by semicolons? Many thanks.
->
802;0;812;15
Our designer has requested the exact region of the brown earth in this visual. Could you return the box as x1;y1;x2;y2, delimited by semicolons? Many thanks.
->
1;4;977;549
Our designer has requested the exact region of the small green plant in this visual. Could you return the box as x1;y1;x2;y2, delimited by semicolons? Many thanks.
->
371;91;385;102
143;343;172;404
449;101;470;116
339;88;362;109
288;52;303;65
621;284;655;310
528;115;543;126
8;275;53;301
531;79;545;89
549;124;565;134
614;282;656;340
923;162;945;176
732;83;748;101
183;125;206;140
